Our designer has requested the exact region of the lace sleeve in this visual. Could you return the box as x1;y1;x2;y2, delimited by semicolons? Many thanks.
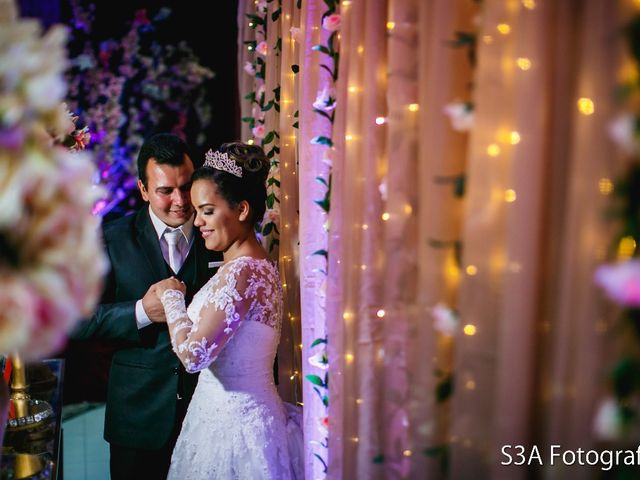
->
160;261;255;373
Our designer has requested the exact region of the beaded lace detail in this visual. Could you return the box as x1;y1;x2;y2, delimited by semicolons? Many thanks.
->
160;256;282;373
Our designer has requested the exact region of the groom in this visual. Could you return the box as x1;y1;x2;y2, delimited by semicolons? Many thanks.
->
72;133;222;479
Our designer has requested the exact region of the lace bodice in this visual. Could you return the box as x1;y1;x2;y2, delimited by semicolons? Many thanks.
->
161;256;282;373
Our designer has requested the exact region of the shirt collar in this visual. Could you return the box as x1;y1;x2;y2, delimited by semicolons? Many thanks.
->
148;206;194;243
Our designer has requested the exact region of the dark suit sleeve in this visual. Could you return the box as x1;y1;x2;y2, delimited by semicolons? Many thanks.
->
71;227;143;344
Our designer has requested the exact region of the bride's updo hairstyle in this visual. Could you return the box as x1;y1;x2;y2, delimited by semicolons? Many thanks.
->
193;142;270;227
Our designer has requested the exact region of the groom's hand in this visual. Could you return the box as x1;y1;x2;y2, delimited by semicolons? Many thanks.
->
142;284;166;323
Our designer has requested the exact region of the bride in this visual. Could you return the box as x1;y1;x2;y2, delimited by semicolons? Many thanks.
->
153;142;303;479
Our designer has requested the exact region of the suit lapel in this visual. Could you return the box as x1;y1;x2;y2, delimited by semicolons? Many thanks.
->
135;208;168;281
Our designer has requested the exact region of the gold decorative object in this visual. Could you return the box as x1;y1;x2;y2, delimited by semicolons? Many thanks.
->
6;354;54;436
3;354;55;478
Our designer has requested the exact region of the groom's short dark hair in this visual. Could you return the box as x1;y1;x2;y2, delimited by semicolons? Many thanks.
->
137;133;192;187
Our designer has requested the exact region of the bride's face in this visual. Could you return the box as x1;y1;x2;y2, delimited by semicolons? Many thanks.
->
191;179;248;252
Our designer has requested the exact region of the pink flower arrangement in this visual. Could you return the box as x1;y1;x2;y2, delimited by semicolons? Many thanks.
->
594;260;640;307
322;14;341;32
0;19;107;360
66;3;214;217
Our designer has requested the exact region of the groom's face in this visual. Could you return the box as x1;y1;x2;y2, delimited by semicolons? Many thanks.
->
138;156;195;228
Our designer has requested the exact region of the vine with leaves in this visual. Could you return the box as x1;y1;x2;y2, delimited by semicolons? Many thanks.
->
593;14;640;463
421;0;482;473
303;1;341;476
243;0;283;254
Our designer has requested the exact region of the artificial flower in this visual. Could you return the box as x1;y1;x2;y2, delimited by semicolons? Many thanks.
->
313;87;337;113
256;0;268;13
318;416;329;436
593;397;624;441
244;61;256;76
289;27;302;43
443;101;474;131
264;208;280;224
608;113;640;155
252;124;267;139
595;259;640;307
309;349;328;370
256;40;268;56
322;14;341;32
431;303;459;336
379;177;388;201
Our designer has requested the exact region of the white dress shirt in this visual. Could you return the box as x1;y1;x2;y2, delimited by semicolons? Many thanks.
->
135;206;195;329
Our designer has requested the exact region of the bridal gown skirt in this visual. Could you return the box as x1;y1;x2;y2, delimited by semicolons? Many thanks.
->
167;362;303;479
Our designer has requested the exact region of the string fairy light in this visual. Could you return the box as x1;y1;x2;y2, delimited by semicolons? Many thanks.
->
598;178;614;195
577;97;595;115
497;23;511;35
617;236;637;259
487;143;501;156
463;324;477;336
516;57;532;70
504;189;517;202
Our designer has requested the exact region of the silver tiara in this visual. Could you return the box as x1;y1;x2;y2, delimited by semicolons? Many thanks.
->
203;149;243;178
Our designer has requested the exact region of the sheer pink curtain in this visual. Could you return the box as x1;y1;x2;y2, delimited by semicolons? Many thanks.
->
450;2;625;479
328;0;477;477
238;1;630;479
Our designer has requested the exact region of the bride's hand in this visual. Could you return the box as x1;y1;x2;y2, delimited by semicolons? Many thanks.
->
155;277;187;300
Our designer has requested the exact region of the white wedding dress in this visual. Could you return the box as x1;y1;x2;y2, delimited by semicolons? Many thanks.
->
160;256;304;479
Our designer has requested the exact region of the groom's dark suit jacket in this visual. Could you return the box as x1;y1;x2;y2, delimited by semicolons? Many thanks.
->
73;207;221;449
